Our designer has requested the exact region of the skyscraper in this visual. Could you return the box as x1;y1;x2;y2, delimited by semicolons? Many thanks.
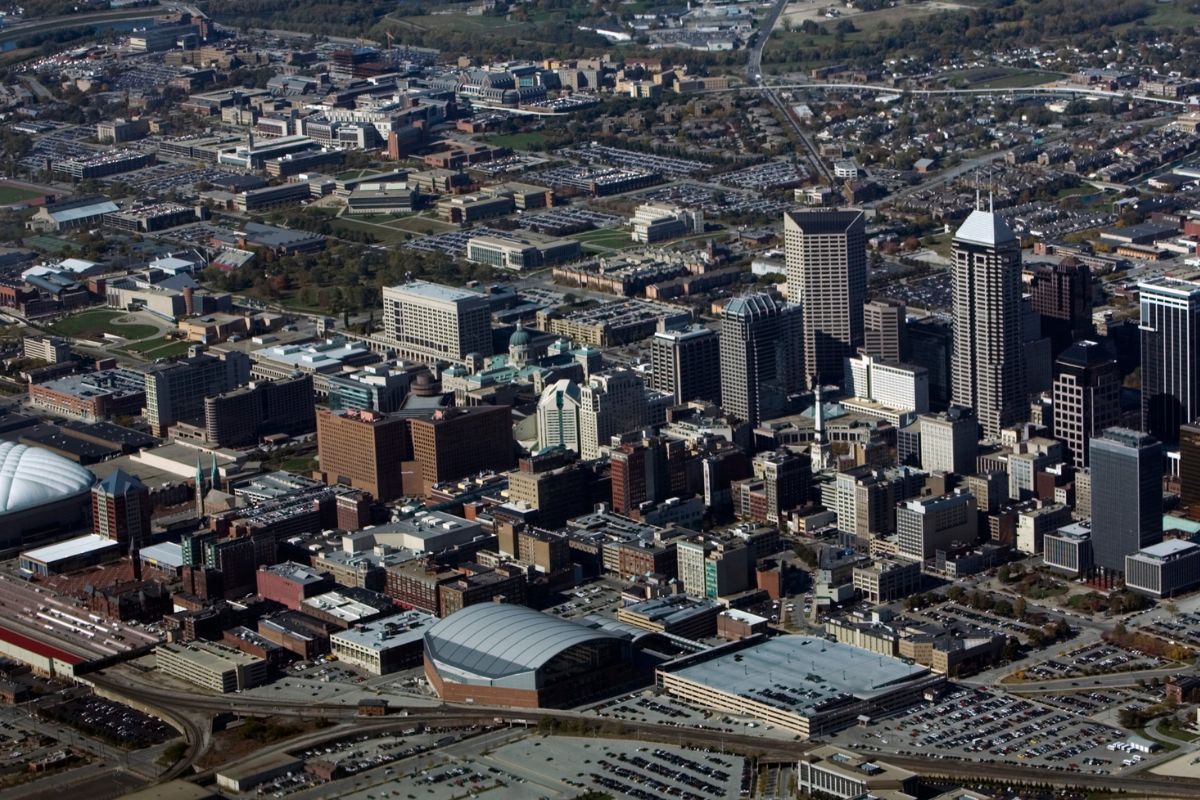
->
650;325;721;405
1052;340;1120;469
862;298;908;363
1139;276;1200;444
536;379;583;454
142;349;252;436
908;316;953;410
950;205;1027;439
783;209;867;379
578;370;648;460
381;280;493;364
718;293;804;427
1029;257;1093;358
1090;427;1162;574
1180;423;1200;519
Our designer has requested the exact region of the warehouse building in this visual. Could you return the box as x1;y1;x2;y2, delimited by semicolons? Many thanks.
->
656;636;943;738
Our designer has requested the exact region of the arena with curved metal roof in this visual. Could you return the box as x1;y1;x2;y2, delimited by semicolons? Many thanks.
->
423;603;635;708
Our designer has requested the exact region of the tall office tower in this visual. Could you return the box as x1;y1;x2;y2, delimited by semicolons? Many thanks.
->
579;370;648;460
381;280;492;364
751;449;810;524
950;205;1027;439
908;316;953;410
1180;423;1200;519
719;293;804;427
1090;427;1163;574
315;409;411;501
1052;340;1120;469
92;469;151;546
143;349;251;436
537;379;582;454
1021;297;1053;396
203;374;316;448
783;209;867;379
918;407;978;475
862;298;908;363
833;465;926;543
844;353;929;414
1030;257;1093;358
1139;276;1200;444
650;325;721;405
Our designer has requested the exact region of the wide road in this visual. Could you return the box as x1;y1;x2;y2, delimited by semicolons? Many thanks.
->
0;5;174;44
995;666;1192;694
745;0;787;85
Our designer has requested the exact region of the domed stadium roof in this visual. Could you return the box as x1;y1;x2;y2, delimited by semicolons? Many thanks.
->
0;442;94;515
424;603;623;686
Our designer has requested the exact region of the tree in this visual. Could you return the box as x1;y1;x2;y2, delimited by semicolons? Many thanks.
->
1014;596;1027;620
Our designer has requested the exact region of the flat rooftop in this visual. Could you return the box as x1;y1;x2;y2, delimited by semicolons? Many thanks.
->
21;533;120;565
330;610;436;651
386;280;486;304
1135;539;1199;560
158;640;263;669
664;636;931;715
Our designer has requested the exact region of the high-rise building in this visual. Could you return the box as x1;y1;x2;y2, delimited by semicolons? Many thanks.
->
918;407;978;475
610;436;685;516
506;450;604;529
1029;257;1093;358
1139;276;1200;444
1052;340;1120;469
895;489;977;562
844;353;929;414
751;449;810;524
862;298;908;363
1179;423;1200;519
92;469;151;546
650;326;721;405
143;349;251;436
783;209;867;379
908;316;952;410
1090;428;1163;574
950;206;1027;439
833;465;926;543
536;379;583;454
203;374;316;448
579;371;648;460
381;280;492;364
407;406;515;493
315;409;410;501
719;293;804;427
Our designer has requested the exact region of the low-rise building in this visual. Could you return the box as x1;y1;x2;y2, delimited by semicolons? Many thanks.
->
329;610;437;675
1125;540;1200;597
155;640;268;693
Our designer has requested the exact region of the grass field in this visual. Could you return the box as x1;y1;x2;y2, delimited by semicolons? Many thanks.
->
52;310;159;341
572;228;633;248
385;12;532;34
485;132;547;151
0;184;42;205
331;217;413;245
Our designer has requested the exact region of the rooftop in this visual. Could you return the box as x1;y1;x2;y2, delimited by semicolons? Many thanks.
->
1133;539;1199;561
21;533;120;565
954;208;1017;248
386;280;487;305
663;636;931;715
330;610;437;651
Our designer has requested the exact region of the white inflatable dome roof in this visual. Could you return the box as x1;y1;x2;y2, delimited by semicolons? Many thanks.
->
0;441;94;515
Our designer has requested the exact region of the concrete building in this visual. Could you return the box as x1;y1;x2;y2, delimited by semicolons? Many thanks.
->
201;374;315;448
155;641;268;693
1015;503;1072;555
579;371;647;460
1052;340;1120;469
918;408;978;475
91;469;150;547
23;336;71;363
844;353;929;415
783;210;867;379
315;409;409;501
1139;276;1200;443
630;202;701;243
862;298;908;363
1181;422;1200;518
852;558;921;602
1030;257;1092;358
143;350;251;436
677;535;749;599
895;489;977;562
797;746;918;799
1125;540;1200;597
465;233;580;271
1043;522;1093;576
719;293;804;427
834;466;925;542
381;281;493;365
330;611;437;675
950;207;1026;438
617;596;722;639
1090;428;1163;574
650;326;721;405
536;379;583;454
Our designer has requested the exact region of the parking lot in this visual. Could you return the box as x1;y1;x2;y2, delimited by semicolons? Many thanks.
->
1022;642;1170;681
832;686;1133;775
1145;610;1200;649
714;160;809;191
636;182;792;218
38;695;173;749
586;689;794;739
916;601;1049;644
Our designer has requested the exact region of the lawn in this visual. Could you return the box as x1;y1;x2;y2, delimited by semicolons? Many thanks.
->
51;310;159;341
386;12;531;34
974;70;1062;89
572;228;633;250
0;184;42;205
330;217;413;245
485;132;547;151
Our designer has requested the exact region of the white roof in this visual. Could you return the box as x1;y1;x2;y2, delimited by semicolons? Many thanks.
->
954;209;1017;248
22;533;118;564
1136;539;1198;559
0;442;94;515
